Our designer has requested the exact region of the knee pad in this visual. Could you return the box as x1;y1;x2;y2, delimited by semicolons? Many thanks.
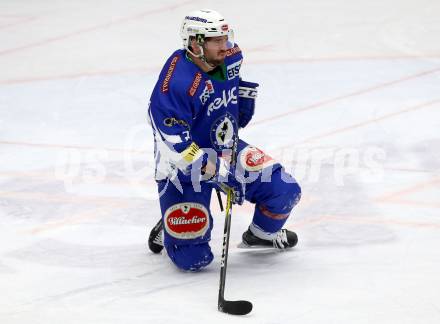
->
165;242;213;272
251;170;301;234
281;178;302;214
265;169;301;214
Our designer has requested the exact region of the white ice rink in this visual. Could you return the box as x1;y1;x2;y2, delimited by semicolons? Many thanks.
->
1;1;440;323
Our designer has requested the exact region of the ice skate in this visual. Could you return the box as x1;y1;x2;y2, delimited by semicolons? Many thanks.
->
241;227;298;249
148;219;164;254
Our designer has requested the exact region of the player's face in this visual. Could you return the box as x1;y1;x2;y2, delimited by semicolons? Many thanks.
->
203;36;228;66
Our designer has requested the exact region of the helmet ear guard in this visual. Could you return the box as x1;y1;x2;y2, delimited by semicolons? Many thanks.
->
185;34;206;60
196;34;205;46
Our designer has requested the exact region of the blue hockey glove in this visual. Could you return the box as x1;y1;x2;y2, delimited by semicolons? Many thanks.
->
238;80;259;128
209;158;245;205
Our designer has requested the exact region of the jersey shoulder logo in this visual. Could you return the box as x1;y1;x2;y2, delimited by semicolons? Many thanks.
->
161;56;179;93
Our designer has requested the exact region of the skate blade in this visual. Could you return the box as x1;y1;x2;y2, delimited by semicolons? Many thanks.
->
236;242;275;250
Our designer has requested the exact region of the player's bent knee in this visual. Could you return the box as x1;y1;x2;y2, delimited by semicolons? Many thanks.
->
274;169;301;213
165;243;214;271
286;181;301;211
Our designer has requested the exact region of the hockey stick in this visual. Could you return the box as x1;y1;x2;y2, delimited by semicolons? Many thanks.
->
215;189;224;211
217;139;253;316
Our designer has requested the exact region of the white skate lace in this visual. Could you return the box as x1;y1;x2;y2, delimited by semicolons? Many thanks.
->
273;229;288;249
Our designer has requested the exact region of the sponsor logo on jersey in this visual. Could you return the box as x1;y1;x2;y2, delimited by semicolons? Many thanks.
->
207;87;237;116
226;59;242;80
239;146;275;172
163;117;188;127
226;46;241;57
205;80;214;93
188;72;202;96
164;203;209;239
210;112;237;150
161;56;179;93
199;80;215;105
199;88;210;105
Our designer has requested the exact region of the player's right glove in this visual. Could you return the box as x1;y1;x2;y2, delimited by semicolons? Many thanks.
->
207;157;245;205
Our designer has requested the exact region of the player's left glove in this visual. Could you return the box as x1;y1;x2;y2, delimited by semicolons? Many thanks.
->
238;80;259;128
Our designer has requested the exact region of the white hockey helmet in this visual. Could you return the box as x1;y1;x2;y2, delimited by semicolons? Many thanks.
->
180;9;234;54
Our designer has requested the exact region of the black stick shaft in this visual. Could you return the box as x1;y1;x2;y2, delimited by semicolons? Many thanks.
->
218;137;238;309
218;188;233;307
216;189;224;212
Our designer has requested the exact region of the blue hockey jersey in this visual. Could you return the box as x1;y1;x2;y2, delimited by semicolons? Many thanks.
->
148;45;243;181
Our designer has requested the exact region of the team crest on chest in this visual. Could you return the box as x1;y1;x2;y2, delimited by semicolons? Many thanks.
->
210;112;237;150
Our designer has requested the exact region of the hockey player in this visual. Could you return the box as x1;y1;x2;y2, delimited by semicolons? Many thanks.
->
147;9;301;271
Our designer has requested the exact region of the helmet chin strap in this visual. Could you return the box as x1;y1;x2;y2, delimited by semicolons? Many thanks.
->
187;43;217;71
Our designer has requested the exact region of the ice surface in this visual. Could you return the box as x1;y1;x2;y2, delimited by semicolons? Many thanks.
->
1;1;440;323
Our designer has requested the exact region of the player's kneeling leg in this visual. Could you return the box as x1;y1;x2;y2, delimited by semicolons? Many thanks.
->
161;201;214;271
252;168;301;233
165;243;213;271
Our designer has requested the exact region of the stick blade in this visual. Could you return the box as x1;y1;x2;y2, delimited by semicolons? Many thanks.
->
219;300;253;315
